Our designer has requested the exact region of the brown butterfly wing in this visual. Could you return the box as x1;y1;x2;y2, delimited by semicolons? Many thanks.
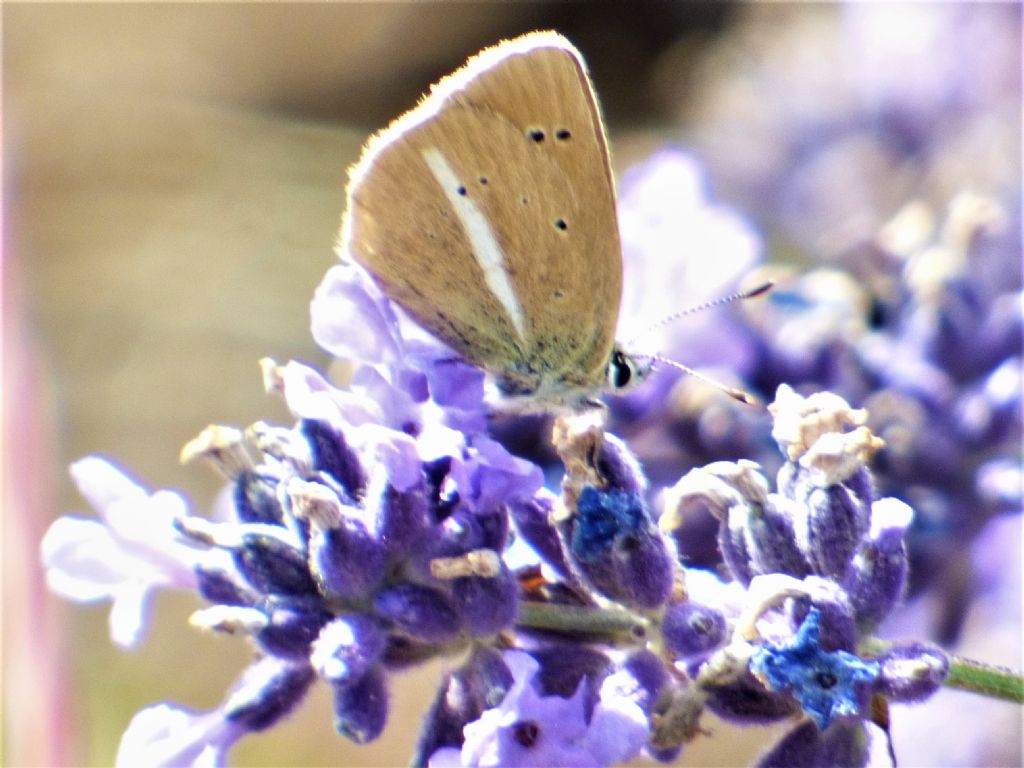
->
340;32;621;394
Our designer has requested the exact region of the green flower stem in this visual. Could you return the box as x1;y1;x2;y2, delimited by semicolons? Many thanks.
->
517;601;648;642
944;654;1024;703
860;637;1024;704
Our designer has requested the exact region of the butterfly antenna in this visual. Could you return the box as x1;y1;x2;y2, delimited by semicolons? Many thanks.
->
625;280;774;347
639;354;763;407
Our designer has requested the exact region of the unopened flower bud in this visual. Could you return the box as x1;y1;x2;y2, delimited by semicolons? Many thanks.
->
844;497;913;631
234;471;285;525
301;419;367;500
311;614;388;686
332;665;388;744
256;598;332;660
662;600;728;660
451;564;519;637
224;658;316;732
235;527;317;597
509;490;570;577
875;642;949;702
373;583;462;644
309;515;387;602
568;488;674;609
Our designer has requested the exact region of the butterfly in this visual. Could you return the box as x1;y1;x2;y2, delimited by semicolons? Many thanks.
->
338;31;651;412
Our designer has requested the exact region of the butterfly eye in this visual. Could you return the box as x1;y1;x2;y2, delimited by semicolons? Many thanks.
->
608;350;633;390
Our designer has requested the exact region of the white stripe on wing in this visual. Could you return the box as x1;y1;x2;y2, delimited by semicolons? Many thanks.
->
421;147;527;343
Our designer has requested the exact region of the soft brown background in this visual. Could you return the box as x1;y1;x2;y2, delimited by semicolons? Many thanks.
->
4;4;784;766
7;4;1020;767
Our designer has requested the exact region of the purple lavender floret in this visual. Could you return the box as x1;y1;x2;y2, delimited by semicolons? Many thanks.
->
195;564;259;607
414;647;515;767
41;457;210;649
373;477;436;563
750;608;880;730
788;589;859;656
797;483;870;581
549;418;675;612
427;650;648;767
662;460;810;585
594;433;650;497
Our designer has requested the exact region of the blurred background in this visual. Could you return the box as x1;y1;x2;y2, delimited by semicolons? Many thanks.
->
4;3;1020;766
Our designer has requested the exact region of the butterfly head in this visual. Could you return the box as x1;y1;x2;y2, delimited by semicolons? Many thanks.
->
487;344;653;414
606;347;653;394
